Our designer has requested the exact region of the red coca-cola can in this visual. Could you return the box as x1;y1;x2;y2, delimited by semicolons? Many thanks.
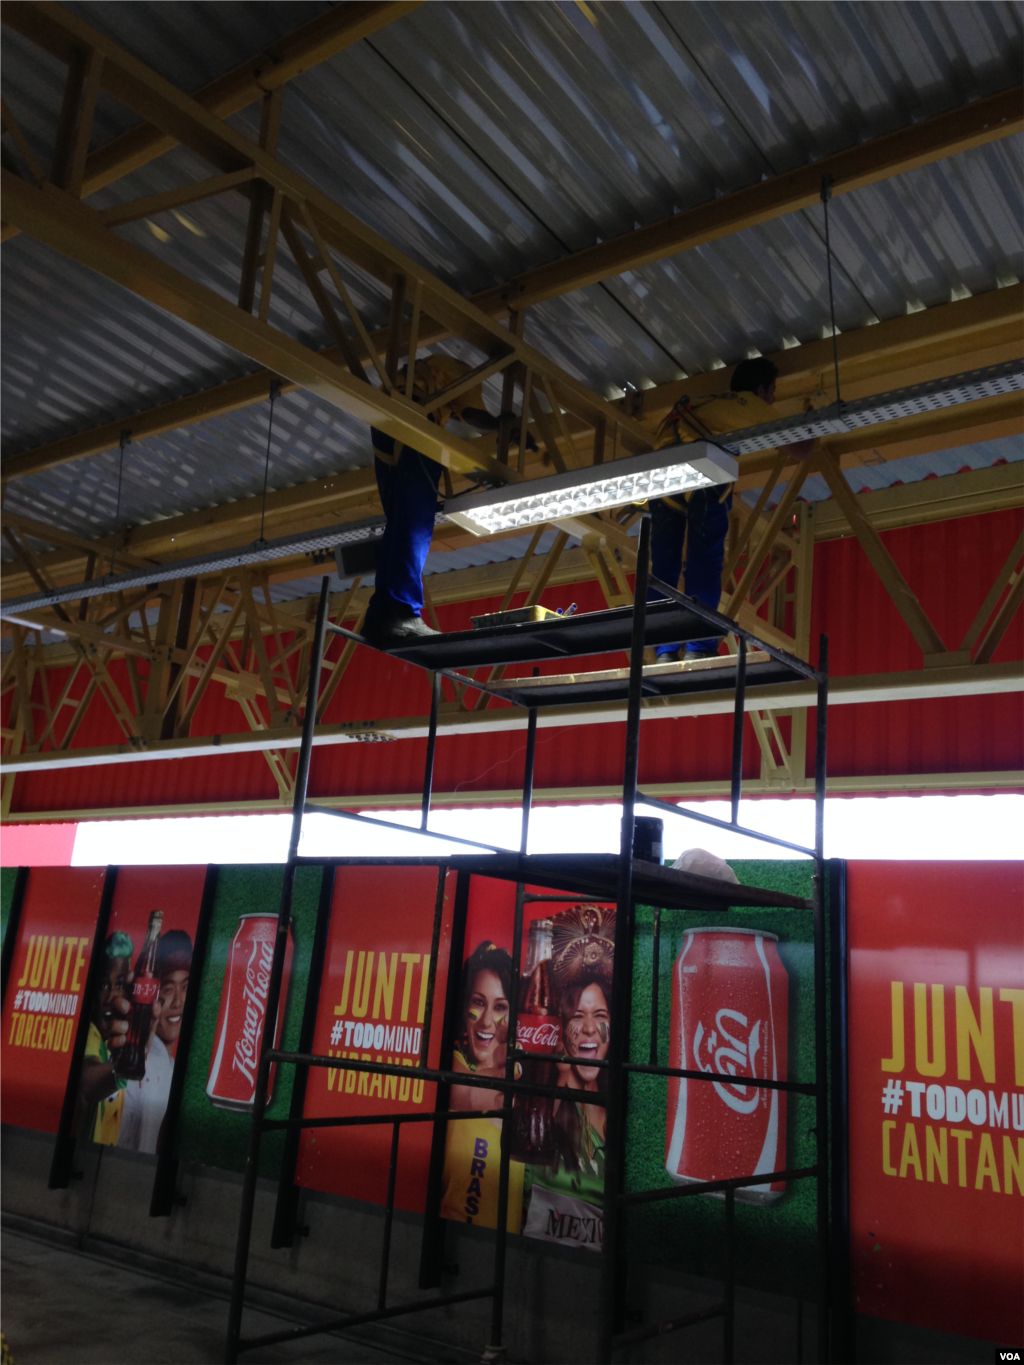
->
206;913;294;1112
665;926;789;1204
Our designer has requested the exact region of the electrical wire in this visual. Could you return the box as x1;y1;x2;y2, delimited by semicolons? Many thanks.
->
110;430;130;576
258;380;281;544
820;176;843;407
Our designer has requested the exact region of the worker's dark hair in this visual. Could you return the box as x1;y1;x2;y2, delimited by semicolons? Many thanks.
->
730;358;779;394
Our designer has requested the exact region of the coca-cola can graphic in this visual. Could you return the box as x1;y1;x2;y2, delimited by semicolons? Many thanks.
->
665;926;789;1204
206;913;294;1112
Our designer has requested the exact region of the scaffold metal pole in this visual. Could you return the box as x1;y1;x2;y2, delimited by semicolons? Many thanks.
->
225;575;331;1364
600;511;652;1362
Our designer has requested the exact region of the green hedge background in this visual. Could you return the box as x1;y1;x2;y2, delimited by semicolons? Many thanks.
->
177;864;325;1178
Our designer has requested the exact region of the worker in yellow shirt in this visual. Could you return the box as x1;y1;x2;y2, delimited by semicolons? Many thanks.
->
650;357;814;659
364;353;533;648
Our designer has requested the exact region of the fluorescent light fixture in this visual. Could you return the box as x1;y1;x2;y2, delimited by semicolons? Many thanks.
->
444;442;737;536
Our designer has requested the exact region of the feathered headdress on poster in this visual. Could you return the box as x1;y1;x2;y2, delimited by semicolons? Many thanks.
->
549;903;615;993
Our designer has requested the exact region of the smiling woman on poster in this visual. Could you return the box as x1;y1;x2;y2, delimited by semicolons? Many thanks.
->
521;966;612;1251
441;941;523;1230
518;903;615;1252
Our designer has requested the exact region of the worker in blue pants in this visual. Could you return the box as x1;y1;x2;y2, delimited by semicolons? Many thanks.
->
363;354;534;648
649;487;733;658
647;357;815;661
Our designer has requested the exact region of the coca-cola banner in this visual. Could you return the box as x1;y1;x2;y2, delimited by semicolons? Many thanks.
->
1;867;108;1134
78;866;207;1155
440;877;617;1252
847;861;1023;1345
624;860;819;1296
175;864;326;1177
296;864;456;1211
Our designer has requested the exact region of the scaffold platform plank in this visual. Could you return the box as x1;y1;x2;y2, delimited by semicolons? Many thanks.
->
448;852;813;910
486;651;798;707
383;598;726;669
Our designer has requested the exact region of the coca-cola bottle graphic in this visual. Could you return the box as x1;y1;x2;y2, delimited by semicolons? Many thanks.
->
113;910;163;1081
511;919;559;1164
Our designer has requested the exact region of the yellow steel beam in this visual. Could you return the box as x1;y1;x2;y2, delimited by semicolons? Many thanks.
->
1;2;422;242
5;769;1022;823
1;658;1020;777
811;462;1024;541
1;169;515;482
4;278;1018;487
1;2;648;453
478;86;1024;310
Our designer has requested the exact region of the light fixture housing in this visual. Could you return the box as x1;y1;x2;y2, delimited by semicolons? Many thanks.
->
444;442;737;537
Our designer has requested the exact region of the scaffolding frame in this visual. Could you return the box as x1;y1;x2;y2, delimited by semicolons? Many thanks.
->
224;514;832;1364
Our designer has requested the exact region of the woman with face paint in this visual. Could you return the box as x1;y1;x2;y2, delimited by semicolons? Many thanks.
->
450;941;514;1111
441;941;523;1232
521;966;613;1253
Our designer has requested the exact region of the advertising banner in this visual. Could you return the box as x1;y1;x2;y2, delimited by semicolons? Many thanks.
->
77;866;207;1155
1;867;108;1134
439;877;617;1252
176;864;325;1177
847;861;1023;1346
625;860;819;1296
297;864;455;1212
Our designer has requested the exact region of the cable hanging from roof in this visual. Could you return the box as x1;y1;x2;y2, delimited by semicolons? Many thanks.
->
820;175;843;408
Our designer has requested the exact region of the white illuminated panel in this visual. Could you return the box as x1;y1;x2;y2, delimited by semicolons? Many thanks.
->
445;442;737;536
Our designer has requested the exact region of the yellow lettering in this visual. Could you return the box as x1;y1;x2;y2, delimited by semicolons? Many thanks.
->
42;937;65;991
28;935;47;988
1003;1136;1023;1196
356;1051;371;1094
882;1120;897;1175
8;1012;21;1044
344;1056;357;1094
950;1128;973;1187
925;1125;947;1184
417;955;431;1025
351;952;371;1018
59;937;76;991
399;1061;411;1103
899;1122;923;1180
335;950;354;1016
412;1078;425;1105
999;989;1024;1086
326;1048;337;1091
399;952;420;1022
368;1055;383;1098
881;983;904;1072
913;984;945;1077
14;1014;26;1046
975;1132;1000;1192
70;938;89;993
16;937;34;988
955;986;994;1083
373;952;398;1020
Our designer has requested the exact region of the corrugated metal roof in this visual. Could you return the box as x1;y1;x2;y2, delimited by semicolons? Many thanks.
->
1;1;1021;558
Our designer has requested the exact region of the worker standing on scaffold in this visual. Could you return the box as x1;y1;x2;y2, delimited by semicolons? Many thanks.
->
649;357;815;661
363;355;532;649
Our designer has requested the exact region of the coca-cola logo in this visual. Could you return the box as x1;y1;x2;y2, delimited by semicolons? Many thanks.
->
132;978;159;1006
693;1008;769;1115
231;939;274;1086
517;1019;561;1051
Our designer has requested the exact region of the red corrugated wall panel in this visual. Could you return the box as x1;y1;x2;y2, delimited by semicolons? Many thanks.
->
5;508;1022;818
